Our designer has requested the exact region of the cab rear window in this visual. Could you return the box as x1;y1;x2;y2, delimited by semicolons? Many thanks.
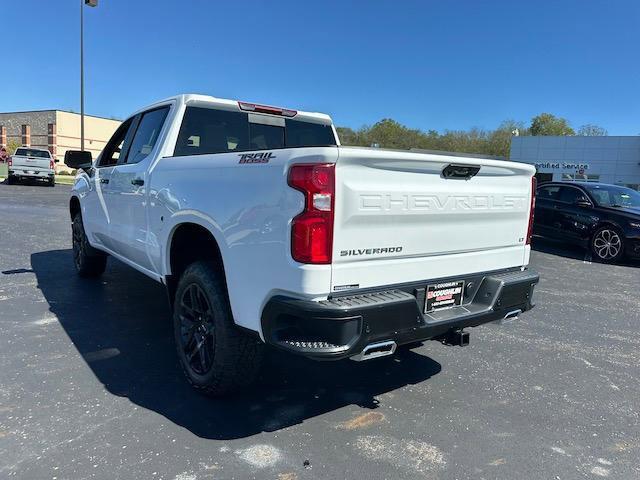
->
14;148;51;159
173;107;336;157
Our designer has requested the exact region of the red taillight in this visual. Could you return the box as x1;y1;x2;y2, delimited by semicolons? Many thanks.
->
7;157;12;167
288;163;335;264
238;101;297;118
526;176;537;245
50;159;55;170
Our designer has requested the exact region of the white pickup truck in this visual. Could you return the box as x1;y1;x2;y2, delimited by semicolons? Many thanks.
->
8;147;57;186
66;94;539;396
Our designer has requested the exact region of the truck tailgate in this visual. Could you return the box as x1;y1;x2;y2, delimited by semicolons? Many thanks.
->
331;147;535;291
11;155;51;172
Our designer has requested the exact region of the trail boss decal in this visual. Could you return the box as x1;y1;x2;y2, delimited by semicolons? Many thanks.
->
340;246;403;257
238;152;275;164
425;280;464;312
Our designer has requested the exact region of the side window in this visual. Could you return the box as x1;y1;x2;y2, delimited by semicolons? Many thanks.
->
559;187;585;204
590;189;609;205
174;107;249;157
99;118;135;167
537;186;560;200
123;106;170;165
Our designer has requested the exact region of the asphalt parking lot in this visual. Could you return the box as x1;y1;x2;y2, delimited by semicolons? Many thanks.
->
1;183;639;480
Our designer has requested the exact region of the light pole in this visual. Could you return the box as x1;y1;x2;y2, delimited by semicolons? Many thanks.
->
80;0;98;152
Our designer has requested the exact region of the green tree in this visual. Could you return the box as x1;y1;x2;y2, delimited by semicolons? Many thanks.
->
335;127;360;146
6;139;22;155
487;120;530;158
530;113;575;136
577;124;608;136
364;119;426;149
336;113;599;158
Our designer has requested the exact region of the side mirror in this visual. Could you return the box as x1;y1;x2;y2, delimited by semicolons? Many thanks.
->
64;150;92;169
575;197;591;207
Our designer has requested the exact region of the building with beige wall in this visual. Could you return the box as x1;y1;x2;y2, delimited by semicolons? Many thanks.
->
0;110;121;170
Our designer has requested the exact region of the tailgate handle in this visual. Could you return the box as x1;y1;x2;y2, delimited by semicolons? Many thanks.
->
442;164;480;180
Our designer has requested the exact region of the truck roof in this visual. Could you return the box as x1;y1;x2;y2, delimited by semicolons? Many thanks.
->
133;94;333;125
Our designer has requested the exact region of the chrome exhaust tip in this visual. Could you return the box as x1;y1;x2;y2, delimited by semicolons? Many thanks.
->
495;309;522;325
350;340;397;361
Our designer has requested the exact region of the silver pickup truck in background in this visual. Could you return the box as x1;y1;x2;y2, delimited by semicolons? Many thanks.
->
8;147;57;186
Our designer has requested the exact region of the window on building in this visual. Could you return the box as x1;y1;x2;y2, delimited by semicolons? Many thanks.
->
561;173;600;182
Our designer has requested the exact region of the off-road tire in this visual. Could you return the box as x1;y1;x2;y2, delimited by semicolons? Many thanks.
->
7;175;16;185
72;212;107;277
173;261;263;397
49;178;55;187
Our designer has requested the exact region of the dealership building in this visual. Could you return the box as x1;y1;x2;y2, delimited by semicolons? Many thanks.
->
0;110;121;170
510;135;640;190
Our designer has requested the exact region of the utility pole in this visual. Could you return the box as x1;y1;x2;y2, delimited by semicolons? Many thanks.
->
80;0;98;151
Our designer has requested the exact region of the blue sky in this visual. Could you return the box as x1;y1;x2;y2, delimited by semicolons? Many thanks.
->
2;0;639;134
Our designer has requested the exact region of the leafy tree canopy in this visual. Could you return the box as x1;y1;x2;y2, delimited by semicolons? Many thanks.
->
336;113;601;158
529;113;575;136
577;124;608;136
5;139;22;155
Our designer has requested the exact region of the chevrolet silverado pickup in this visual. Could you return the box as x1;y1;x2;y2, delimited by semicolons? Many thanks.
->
65;94;539;396
8;147;57;186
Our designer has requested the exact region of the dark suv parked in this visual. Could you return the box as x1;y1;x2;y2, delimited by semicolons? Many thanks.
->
534;182;640;262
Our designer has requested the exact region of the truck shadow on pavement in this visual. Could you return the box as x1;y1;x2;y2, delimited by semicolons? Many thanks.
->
31;249;442;440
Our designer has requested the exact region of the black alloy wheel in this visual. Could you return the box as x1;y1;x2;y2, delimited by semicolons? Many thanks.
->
71;212;107;277
177;283;216;375
172;261;263;396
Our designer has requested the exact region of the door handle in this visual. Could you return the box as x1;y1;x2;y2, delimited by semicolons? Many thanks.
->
99;178;109;184
131;178;144;186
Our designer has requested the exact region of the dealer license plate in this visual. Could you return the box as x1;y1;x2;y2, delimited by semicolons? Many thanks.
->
425;280;464;313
